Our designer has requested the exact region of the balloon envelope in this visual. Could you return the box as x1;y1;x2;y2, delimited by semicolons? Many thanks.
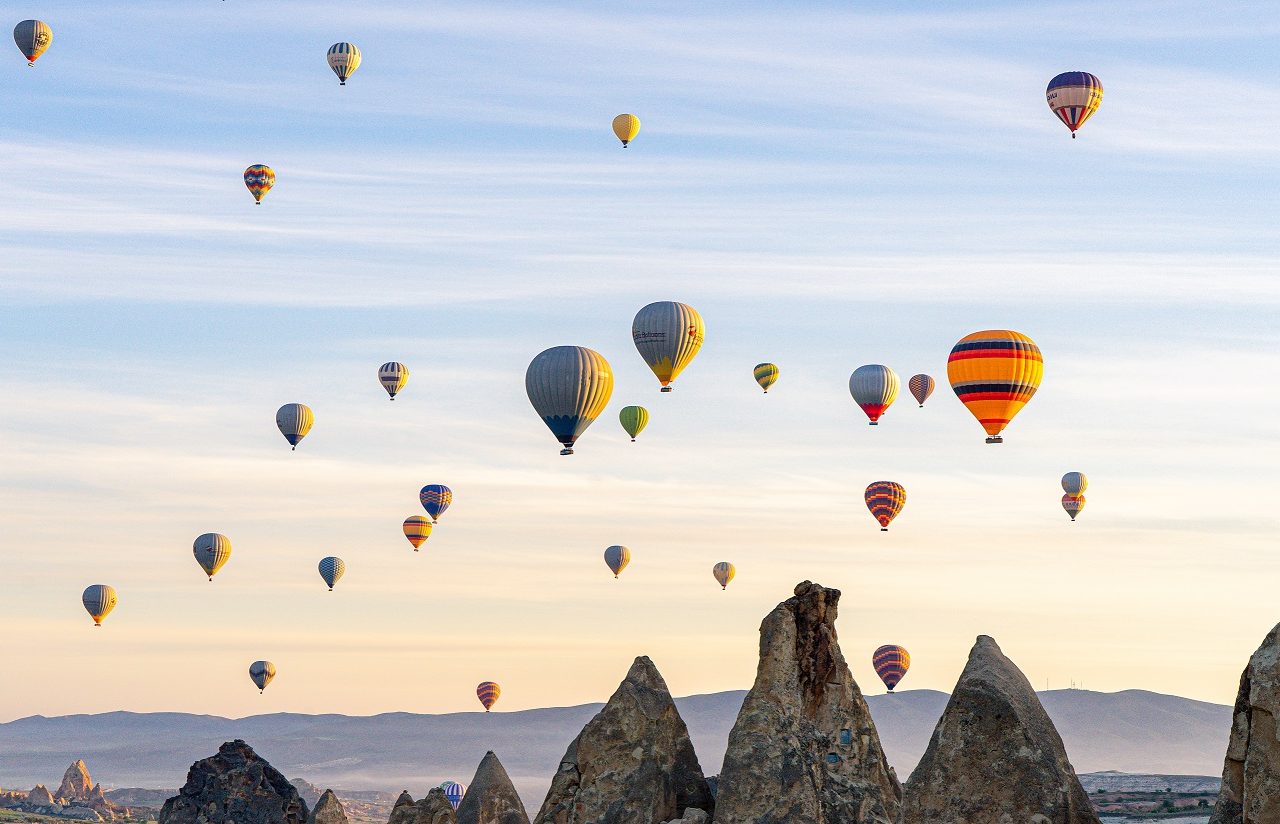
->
419;484;453;523
440;783;465;810
1061;471;1088;496
619;406;649;441
1062;494;1085;521
276;403;314;450
712;562;735;590
378;362;409;400
244;165;275;204
865;482;906;531
525;346;614;455
82;584;117;627
849;365;900;424
604;545;631;578
13;20;51;65
908;374;935;407
947;330;1043;443
193;533;232;581
327;42;361;84
872;644;911;691
402;516;433;550
753;363;779;393
612;113;640;146
318;556;345;590
632;302;704;391
476;681;501;711
249;660;276;693
1046;72;1103;136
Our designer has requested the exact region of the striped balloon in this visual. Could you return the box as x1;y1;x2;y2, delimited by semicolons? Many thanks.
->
947;330;1043;443
712;561;735;590
525;346;614;455
82;584;117;627
326;42;361;85
604;545;631;578
476;681;501;712
13;20;52;66
1062;494;1085;522
276;403;314;450
402;516;433;550
872;644;911;692
249;660;276;693
632;302;705;392
1046;72;1103;138
849;365;900;424
243;165;275;204
619;406;649;442
318;556;345;590
439;783;465;810
612;113;641;147
865;482;906;531
193;533;232;581
378;362;409;400
1061;471;1088;496
419;485;453;523
753;363;780;393
908;374;935;407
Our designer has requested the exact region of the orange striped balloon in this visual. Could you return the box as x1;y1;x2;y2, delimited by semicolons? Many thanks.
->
908;374;935;407
872;644;910;692
476;681;501;711
947;330;1042;443
402;516;433;550
865;482;906;531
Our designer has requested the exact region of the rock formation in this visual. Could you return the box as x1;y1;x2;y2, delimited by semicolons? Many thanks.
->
456;751;529;824
662;811;708;824
410;789;457;824
29;786;56;807
58;761;94;803
532;655;714;824
292;780;324;811
158;740;309;824
902;635;1099;824
714;581;901;824
310;791;349;824
388;792;417;824
1210;622;1280;824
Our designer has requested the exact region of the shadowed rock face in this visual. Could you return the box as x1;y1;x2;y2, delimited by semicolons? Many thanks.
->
388;792;417;824
533;656;714;824
58;761;93;802
713;581;901;824
411;789;457;824
310;791;349;824
1210;622;1280;824
28;785;55;806
902;635;1099;824
457;752;529;824
158;740;309;824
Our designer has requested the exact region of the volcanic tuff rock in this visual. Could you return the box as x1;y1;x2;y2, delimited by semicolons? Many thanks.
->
388;792;417;824
532;656;715;824
410;789;456;824
57;761;94;802
662;811;708;824
713;581;901;824
292;780;324;811
1210;622;1280;824
902;635;1099;824
28;786;56;806
310;791;349;824
158;740;309;824
456;752;530;824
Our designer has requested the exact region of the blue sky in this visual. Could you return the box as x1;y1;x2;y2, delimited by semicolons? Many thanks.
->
1;0;1278;719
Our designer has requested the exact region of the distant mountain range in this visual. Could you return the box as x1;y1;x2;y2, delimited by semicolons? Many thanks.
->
0;688;1231;808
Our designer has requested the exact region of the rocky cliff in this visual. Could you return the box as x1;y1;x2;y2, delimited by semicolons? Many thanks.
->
158;740;308;824
456;752;529;824
57;762;93;803
1210;622;1280;824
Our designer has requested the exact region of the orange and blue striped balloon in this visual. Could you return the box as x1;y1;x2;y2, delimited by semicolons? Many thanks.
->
476;681;501;712
244;165;275;204
402;516;433;550
947;330;1042;444
872;644;910;691
864;482;906;531
419;484;452;523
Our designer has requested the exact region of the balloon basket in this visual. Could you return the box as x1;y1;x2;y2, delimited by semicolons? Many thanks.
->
985;436;1003;444
560;448;574;456
660;386;672;393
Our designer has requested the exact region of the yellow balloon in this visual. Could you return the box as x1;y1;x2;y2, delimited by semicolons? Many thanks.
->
632;302;705;392
613;114;640;147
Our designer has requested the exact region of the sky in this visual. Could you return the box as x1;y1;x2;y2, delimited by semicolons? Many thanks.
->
2;0;1279;721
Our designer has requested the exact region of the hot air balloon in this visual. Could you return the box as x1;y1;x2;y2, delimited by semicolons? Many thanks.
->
1061;471;1088;496
632;302;704;392
276;403;314;450
525;346;614;455
193;533;232;581
327;42;361;85
1046;72;1103;138
249;660;276;693
402;516;433;550
439;783;465;810
419;484;452;524
872;644;910;692
318;556;345;590
13;20;51;66
476;681;500;712
619;406;649;442
612;114;640;147
1062;494;1085;522
908;374;935;407
712;562;735;590
753;363;779;393
378;362;409;400
947;330;1043;444
604;545;631;578
849;365;899;424
244;165;275;204
865;482;906;531
82;585;117;627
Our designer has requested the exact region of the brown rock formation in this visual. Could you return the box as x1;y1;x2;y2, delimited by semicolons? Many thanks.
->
902;635;1099;824
713;581;901;824
388;792;417;824
158;740;309;824
456;751;529;824
533;656;714;824
411;789;457;824
1210;622;1280;824
28;785;56;807
58;761;94;803
311;790;349;824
